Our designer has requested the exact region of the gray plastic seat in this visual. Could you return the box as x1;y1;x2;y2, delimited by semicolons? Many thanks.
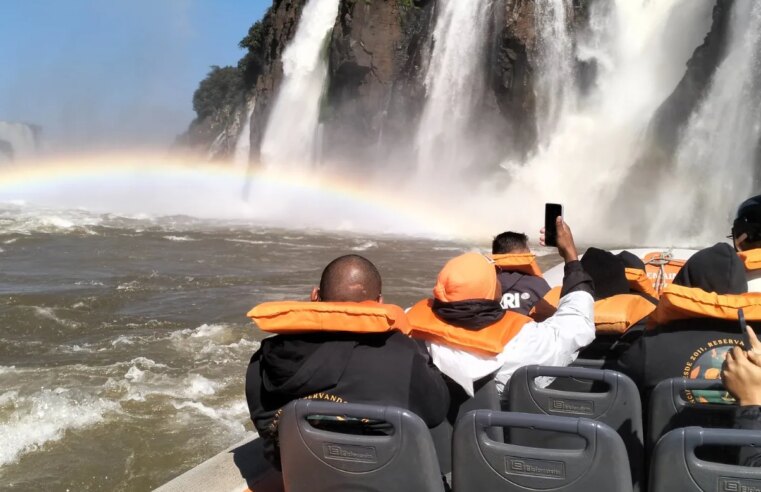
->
650;427;761;492
506;365;643;490
648;378;735;453
431;376;502;475
279;399;445;492
453;410;632;492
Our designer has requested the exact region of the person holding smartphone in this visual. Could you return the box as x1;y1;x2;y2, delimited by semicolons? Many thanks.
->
407;216;596;397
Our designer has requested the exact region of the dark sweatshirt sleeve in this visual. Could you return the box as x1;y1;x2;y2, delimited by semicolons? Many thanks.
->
408;348;450;428
560;260;595;298
607;333;646;390
735;406;761;467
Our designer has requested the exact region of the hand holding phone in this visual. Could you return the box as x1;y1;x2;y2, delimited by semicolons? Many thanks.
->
544;203;563;247
740;308;750;351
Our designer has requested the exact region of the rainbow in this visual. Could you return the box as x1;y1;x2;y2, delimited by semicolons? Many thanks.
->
0;154;484;240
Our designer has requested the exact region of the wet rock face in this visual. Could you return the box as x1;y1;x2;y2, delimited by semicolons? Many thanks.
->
650;0;734;155
324;0;435;163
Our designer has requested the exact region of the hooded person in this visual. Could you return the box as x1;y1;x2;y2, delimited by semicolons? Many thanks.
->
244;254;449;468
732;195;761;292
491;231;552;316
573;248;657;359
407;218;595;397
611;243;750;404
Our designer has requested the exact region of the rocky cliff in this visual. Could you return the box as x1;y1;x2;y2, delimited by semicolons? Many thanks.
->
178;0;308;160
180;0;555;163
649;0;735;156
180;0;730;169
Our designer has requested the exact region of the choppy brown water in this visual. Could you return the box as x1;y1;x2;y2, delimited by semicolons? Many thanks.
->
0;205;560;490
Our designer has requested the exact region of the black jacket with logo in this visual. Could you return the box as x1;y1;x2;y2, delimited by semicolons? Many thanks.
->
497;270;551;316
611;243;747;403
245;330;450;468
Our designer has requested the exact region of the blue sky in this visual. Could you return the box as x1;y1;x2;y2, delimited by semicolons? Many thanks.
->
0;0;271;152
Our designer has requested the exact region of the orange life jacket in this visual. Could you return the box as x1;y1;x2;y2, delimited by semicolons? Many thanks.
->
649;284;761;326
492;253;543;277
643;252;686;295
540;287;655;334
406;299;531;356
247;301;412;335
594;295;656;334
625;267;660;298
739;249;761;272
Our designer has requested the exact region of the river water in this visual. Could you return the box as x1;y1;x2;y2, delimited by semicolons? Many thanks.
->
0;203;560;490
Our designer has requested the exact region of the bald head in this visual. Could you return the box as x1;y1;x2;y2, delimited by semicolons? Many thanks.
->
316;255;382;302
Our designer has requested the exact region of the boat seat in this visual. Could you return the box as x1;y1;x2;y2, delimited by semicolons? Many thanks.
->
649;427;761;492
506;365;643;491
648;378;735;453
453;410;632;492
279;400;445;492
431;375;501;475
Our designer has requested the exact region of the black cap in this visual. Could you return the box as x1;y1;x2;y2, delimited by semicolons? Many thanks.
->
733;194;761;242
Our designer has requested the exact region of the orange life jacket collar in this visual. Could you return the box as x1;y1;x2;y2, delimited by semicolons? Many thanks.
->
247;301;412;335
407;299;531;356
650;284;761;326
594;294;656;334
625;267;660;298
492;253;543;277
739;249;761;272
540;287;655;334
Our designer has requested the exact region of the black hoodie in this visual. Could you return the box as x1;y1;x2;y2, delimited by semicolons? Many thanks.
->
611;243;746;402
245;330;449;468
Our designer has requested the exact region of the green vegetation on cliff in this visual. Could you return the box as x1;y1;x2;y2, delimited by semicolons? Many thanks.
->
192;66;243;120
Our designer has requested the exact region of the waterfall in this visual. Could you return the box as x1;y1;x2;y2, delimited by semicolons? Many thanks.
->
533;0;575;139
260;0;339;170
495;0;713;242
646;0;761;245
415;0;492;176
0;122;39;162
233;98;256;168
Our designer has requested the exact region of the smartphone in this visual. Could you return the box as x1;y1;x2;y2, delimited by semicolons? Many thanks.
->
739;308;751;350
544;203;563;247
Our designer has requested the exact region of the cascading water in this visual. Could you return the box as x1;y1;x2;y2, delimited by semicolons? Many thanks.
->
0;122;38;162
259;0;339;170
533;0;575;139
646;0;761;245
415;0;492;176
492;0;714;242
233;99;256;168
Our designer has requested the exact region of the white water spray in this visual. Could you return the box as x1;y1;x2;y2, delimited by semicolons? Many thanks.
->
533;0;575;138
415;0;492;176
493;0;713;243
0;122;38;162
647;0;761;245
260;0;339;169
233;99;256;168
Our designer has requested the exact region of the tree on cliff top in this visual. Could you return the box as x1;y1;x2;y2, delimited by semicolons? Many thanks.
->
192;66;243;119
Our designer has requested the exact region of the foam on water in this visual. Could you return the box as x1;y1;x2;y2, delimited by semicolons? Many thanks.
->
0;388;119;467
162;235;197;242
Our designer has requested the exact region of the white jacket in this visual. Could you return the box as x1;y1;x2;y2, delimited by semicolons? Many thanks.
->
426;290;595;396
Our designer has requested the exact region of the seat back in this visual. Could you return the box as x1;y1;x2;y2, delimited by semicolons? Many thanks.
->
431;376;502;475
279;400;445;492
507;365;643;490
650;427;761;492
453;410;632;492
648;378;735;452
